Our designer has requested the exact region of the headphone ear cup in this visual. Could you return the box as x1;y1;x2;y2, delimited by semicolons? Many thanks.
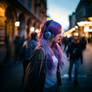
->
44;28;52;40
44;21;53;40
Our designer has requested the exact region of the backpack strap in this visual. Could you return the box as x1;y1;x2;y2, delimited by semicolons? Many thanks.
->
38;47;46;76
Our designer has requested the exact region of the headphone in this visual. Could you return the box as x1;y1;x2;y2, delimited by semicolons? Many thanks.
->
44;20;53;40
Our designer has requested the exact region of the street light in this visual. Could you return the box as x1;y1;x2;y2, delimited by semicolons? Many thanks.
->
30;27;35;32
35;29;39;33
15;21;20;27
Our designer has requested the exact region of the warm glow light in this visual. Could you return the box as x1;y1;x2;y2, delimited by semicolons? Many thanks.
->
67;34;71;38
35;29;39;33
89;29;92;32
75;26;78;29
88;17;92;21
15;21;20;27
84;26;89;32
85;34;88;37
84;26;92;32
0;7;5;16
72;28;75;30
77;21;92;26
64;27;76;35
30;27;34;32
64;26;79;37
74;32;78;36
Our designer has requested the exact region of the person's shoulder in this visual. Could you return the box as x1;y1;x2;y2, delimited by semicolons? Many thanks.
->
35;47;45;54
31;47;45;61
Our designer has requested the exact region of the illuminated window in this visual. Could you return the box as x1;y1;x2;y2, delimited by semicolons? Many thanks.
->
0;7;5;17
89;26;92;29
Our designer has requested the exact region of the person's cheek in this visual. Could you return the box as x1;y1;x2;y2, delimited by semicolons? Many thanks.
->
56;38;58;43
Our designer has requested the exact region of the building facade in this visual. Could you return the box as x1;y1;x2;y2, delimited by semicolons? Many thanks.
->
76;0;92;22
69;12;76;29
0;0;47;63
76;0;92;38
66;0;92;38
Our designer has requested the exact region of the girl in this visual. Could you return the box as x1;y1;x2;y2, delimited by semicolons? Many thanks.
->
23;20;64;92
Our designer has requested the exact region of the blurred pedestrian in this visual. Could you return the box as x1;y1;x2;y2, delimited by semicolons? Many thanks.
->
79;37;87;64
23;32;38;73
67;36;82;85
23;20;64;92
14;35;25;61
62;37;69;52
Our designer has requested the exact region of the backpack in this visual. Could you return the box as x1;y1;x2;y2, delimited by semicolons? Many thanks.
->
23;47;46;92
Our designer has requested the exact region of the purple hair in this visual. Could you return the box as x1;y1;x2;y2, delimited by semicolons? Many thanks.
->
40;20;62;38
39;20;63;72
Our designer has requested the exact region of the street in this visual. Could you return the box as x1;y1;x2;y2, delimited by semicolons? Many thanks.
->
0;0;92;92
0;61;24;92
61;43;92;92
0;43;92;92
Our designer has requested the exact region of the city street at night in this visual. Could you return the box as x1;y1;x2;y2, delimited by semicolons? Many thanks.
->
0;0;92;92
61;43;92;92
0;44;92;92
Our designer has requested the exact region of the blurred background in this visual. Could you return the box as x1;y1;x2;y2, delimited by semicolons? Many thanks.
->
0;0;92;92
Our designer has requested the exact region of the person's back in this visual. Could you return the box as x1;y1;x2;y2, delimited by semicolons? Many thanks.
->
25;32;38;60
22;33;38;83
25;39;38;61
67;37;82;85
67;38;81;62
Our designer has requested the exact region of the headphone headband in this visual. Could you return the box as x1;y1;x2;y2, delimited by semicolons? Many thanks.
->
45;20;53;27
